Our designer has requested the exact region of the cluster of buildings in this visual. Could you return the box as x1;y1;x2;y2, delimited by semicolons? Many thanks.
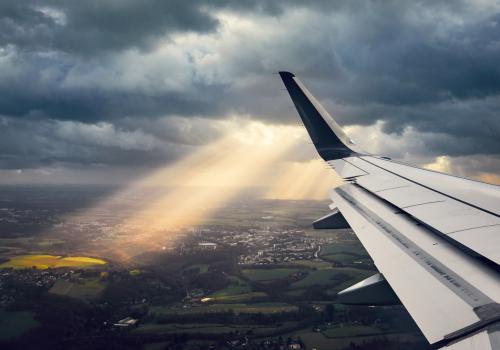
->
0;269;61;307
168;222;357;268
183;226;338;265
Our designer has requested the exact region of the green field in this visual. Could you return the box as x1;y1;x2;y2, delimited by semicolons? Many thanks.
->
241;268;300;281
288;260;332;269
209;292;267;302
210;275;251;296
0;255;106;269
290;267;372;289
151;302;297;316
205;302;297;314
208;275;266;302
0;310;39;340
320;243;366;257
134;322;280;335
321;253;359;263
289;269;343;289
49;278;106;300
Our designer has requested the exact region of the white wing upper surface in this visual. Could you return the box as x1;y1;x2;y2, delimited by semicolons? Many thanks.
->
279;72;500;349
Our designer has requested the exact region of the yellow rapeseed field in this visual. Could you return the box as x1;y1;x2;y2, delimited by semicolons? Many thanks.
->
0;255;106;269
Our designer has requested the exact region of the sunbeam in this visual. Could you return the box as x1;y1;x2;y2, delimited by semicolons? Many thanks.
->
264;160;343;200
45;121;305;261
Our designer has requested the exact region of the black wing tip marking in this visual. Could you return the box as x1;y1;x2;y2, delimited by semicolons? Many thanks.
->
278;71;358;160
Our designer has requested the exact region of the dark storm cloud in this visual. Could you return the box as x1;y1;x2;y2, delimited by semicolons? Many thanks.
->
329;95;500;157
0;0;499;175
0;0;219;55
0;111;231;170
0;116;200;169
0;51;229;121
3;0;499;120
333;13;500;105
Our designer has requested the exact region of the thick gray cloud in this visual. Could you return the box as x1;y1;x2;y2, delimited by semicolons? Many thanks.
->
0;1;220;54
0;0;499;181
0;116;215;169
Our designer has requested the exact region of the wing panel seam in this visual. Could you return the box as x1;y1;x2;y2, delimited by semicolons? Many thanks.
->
359;157;500;218
446;223;500;235
374;185;411;193
401;200;446;209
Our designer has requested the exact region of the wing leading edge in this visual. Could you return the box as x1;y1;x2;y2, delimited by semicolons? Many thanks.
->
279;71;500;349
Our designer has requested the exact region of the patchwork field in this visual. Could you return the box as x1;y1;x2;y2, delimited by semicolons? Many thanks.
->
49;279;106;300
0;255;106;269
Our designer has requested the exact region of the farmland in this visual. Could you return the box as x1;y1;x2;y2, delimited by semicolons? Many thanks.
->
241;268;300;281
290;267;372;289
49;278;106;300
150;302;298;316
0;188;428;350
0;255;106;269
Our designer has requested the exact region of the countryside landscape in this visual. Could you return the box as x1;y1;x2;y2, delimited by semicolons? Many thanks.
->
0;185;430;349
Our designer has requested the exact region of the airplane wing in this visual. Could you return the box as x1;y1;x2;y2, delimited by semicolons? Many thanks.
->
279;71;500;349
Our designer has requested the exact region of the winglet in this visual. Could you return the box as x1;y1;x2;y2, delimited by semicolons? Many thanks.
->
279;71;361;160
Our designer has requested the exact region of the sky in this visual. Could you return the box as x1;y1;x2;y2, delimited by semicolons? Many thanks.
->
1;0;500;190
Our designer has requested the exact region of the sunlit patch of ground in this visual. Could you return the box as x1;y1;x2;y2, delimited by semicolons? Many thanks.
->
0;254;106;269
35;121;344;261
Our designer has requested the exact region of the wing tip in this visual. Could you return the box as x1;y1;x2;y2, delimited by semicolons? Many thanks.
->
277;71;361;160
278;71;295;79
